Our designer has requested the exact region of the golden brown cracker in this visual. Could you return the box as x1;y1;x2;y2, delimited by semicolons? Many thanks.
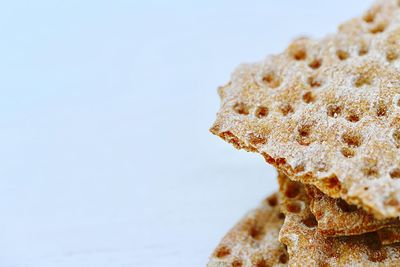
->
207;193;288;267
306;184;400;237
211;0;400;219
278;172;400;266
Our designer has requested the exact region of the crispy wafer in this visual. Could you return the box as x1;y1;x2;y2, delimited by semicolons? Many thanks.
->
211;0;400;219
306;184;400;237
207;193;288;267
278;173;400;266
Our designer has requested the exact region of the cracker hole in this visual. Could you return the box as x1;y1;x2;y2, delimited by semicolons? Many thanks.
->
393;129;400;147
302;91;315;103
249;224;264;240
336;50;349;60
279;253;289;264
285;182;301;198
248;133;267;146
255;106;269;118
336;198;358;212
346;112;360;123
390;168;400;179
325;176;340;189
279;103;294;116
298;125;311;137
370;23;386;34
354;73;372;87
363;12;375;23
327;104;342;117
376;102;387;117
358;46;369;56
308;59;322;69
342;131;362;147
231;259;243;267
341;147;355;158
255;259;267;267
347;115;360;122
386;50;398;62
215;246;231;258
266;195;278;207
233;103;249;115
308;76;322;87
292;48;307;61
286;202;301;213
278;212;285;220
252;255;267;267
297;124;312;146
248;133;266;145
301;215;318;228
262;73;281;88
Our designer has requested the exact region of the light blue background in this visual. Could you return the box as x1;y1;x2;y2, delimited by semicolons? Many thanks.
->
0;1;374;266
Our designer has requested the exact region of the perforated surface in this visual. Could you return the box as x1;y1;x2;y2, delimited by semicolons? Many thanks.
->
207;193;288;267
211;0;400;219
306;185;400;238
278;173;400;266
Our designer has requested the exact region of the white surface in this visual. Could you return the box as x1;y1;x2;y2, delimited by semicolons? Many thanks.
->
0;1;375;266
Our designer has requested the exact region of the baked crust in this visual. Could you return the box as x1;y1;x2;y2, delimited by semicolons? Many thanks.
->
207;193;288;267
211;0;400;219
278;172;400;266
306;184;400;238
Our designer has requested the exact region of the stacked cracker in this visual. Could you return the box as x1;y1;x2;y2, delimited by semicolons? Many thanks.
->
208;0;400;266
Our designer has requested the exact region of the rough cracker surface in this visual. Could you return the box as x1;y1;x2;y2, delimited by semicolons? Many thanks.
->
278;172;400;266
306;184;400;237
210;0;400;219
207;193;288;267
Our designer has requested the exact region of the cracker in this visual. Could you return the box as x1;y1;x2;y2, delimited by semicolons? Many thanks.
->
207;193;288;267
210;0;400;219
306;184;400;237
278;172;400;266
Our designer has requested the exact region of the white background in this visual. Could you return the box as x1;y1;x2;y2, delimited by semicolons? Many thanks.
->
0;1;375;266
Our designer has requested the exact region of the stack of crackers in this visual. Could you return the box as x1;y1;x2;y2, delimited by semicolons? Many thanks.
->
208;0;400;266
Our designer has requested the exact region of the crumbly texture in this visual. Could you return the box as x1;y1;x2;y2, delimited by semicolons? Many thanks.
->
278;172;400;266
210;0;400;219
306;184;400;237
207;193;288;267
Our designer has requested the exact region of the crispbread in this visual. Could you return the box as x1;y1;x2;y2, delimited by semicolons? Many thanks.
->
210;0;400;219
306;184;400;237
207;193;288;267
278;172;400;266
